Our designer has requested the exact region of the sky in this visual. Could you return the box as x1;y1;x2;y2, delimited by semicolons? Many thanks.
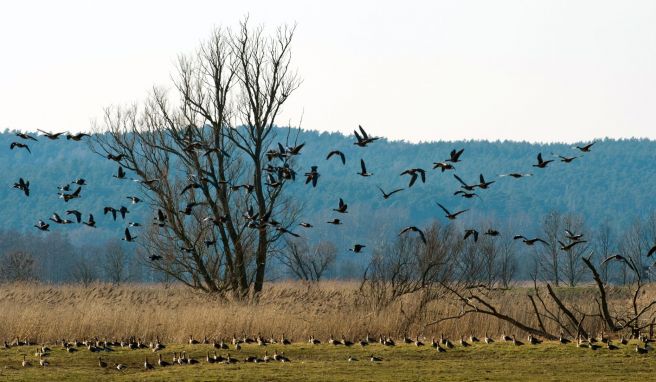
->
1;0;655;143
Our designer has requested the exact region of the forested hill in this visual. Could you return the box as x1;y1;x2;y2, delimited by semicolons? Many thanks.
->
0;128;654;256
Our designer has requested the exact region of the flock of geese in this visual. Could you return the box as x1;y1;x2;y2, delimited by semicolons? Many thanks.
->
5;330;656;372
10;125;656;270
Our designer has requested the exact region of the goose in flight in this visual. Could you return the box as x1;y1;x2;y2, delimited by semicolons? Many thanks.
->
378;186;403;200
10;142;31;153
66;132;89;141
72;178;87;186
113;166;127;179
564;229;584;241
34;220;50;231
326;218;343;225
285;143;305;156
575;142;595;152
349;244;366;253
436;202;468;220
513;235;549;246
401;168;426;187
58;186;81;202
432;162;455;172
299;222;313;228
353;125;379;147
16;132;37;141
500;173;533;179
484;229;500;237
464;229;479;242
399;226;426;244
65;210;82;223
454;190;479;199
50;213;73;224
533;153;554;168
122;227;137;242
107;153;126;162
154;209;168;227
477;174;495;189
149;254;163;261
558;155;579;163
446;148;464;163
333;198;348;213
104;207;118;221
357;159;373;177
119;206;130;219
37;129;65;140
453;174;477;191
276;227;300;238
127;196;142;204
12;178;29;196
83;214;96;228
601;254;637;273
558;240;587;251
304;166;320;187
326;150;346;164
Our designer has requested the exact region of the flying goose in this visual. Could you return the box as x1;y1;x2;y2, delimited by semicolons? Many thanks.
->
432;162;455;172
333;198;348;213
65;210;82;223
304;166;320;187
399;226;427;244
575;142;595;152
436;202;468;220
378;186;403;199
464;229;479;242
513;235;549;246
58;186;81;202
558;155;579;163
400;168;426;187
446;148;464;163
37;129;65;140
453;174;477;191
16;132;38;141
477;174;495;189
357;159;373;176
564;229;584;241
10;142;31;153
349;244;366;253
558;240;587;251
122;228;137;242
66;132;89;141
353;125;379;147
499;173;533;178
113;166;127;179
12;178;29;196
533;153;554;168
326;150;346;164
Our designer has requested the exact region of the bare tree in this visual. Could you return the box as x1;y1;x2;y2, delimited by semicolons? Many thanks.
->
278;239;336;282
537;211;562;286
70;255;98;287
92;18;301;298
103;242;130;285
594;220;615;283
0;251;37;282
559;214;589;287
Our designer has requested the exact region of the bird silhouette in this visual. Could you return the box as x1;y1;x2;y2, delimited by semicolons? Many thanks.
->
378;186;404;199
446;148;464;163
65;210;82;223
513;235;549;246
399;226;426;244
12;178;29;196
66;132;89;141
533;153;554;168
34;220;50;231
464;229;479;242
436;202;468;220
432;162;455;172
122;227;137;242
37;129;65;140
10;142;31;153
349;244;366;253
500;173;533;179
83;214;96;228
453;174;477;191
304;166;320;187
113;166;127;179
353;125;379;147
401;168;426;187
333;198;348;213
326;150;346;164
16;132;38;141
357;159;373;177
576;142;595;152
58;186;81;202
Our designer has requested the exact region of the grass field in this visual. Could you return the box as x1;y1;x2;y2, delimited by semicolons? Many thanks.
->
1;340;654;381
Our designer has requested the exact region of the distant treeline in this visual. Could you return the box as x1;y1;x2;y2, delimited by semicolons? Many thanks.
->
0;128;653;281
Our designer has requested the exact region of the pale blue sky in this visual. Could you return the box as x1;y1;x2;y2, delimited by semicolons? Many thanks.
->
1;0;655;142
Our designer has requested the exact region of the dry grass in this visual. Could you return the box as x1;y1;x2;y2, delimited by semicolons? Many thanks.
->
0;281;653;343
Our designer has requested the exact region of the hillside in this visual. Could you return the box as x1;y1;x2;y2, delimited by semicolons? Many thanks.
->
0;128;654;280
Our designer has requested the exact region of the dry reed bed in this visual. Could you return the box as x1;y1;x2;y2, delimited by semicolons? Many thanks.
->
0;281;652;343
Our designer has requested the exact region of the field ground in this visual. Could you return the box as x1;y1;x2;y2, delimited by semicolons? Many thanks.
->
0;341;654;381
